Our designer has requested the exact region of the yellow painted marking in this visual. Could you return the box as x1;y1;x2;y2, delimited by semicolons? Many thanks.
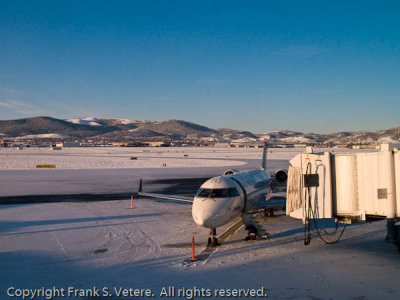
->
217;218;244;243
36;164;56;168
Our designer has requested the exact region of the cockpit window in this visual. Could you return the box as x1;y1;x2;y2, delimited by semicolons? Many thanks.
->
196;188;240;198
197;188;212;197
211;189;228;198
228;188;240;197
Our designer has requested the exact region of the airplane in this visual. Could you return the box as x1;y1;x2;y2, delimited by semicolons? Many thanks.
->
138;142;288;246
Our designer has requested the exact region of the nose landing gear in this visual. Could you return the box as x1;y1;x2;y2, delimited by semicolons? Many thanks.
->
207;228;219;247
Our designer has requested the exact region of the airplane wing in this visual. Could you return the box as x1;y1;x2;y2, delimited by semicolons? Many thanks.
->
138;191;194;203
137;179;194;203
254;197;286;209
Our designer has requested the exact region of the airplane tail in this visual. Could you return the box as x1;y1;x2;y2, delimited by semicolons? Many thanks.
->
260;141;268;171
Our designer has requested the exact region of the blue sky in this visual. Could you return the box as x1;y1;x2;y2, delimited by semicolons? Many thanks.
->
0;1;399;133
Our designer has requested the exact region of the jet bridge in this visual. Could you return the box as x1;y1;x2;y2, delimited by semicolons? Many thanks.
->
286;144;400;248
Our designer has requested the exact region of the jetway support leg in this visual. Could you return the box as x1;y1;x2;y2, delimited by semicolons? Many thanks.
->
386;218;396;242
386;218;400;252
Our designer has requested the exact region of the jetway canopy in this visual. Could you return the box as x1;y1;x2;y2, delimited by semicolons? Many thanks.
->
287;144;400;222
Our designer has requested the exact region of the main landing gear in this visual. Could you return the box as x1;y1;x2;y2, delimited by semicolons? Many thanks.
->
245;225;270;241
207;228;219;247
264;208;275;217
245;225;258;241
242;213;270;241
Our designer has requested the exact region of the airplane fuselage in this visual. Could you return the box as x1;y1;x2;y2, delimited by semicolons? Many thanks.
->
137;142;287;245
192;169;271;228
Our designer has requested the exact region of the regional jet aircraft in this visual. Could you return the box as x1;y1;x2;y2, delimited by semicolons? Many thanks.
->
138;142;287;246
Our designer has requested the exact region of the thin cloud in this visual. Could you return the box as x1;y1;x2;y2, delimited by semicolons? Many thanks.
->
0;99;50;116
0;99;33;109
16;109;49;115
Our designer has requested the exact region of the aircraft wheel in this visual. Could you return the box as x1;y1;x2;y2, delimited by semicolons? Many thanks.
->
208;237;219;247
264;209;274;217
245;225;258;241
212;238;219;247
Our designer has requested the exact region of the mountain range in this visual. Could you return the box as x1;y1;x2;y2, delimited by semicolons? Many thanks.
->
0;116;399;145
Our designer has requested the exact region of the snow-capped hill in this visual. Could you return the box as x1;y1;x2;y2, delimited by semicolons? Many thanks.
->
16;133;73;139
109;118;136;125
280;136;313;143
200;137;217;142
377;136;398;143
108;118;159;126
231;137;257;143
66;117;103;126
1;116;399;145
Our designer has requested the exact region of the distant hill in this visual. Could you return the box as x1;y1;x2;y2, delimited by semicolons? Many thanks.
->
0;116;113;138
258;127;399;145
94;119;219;140
0;116;399;145
217;128;258;140
137;120;217;137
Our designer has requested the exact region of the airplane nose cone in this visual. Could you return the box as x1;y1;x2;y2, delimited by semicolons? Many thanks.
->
192;197;224;228
192;196;238;228
197;210;214;227
193;213;204;226
192;197;212;227
193;209;214;227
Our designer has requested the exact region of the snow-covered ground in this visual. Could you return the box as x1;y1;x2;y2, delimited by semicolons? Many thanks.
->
0;146;371;170
0;147;377;197
1;199;399;300
1;146;397;300
0;147;293;197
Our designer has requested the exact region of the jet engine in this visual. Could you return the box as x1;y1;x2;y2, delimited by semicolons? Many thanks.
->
223;169;240;176
274;169;288;182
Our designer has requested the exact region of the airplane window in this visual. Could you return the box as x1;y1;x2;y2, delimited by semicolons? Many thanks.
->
197;189;211;197
211;189;228;198
197;188;234;198
228;188;240;197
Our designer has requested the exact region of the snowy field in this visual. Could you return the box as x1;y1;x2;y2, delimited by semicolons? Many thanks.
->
0;147;369;198
1;146;398;300
0;146;369;170
1;199;399;300
0;147;295;197
0;147;249;170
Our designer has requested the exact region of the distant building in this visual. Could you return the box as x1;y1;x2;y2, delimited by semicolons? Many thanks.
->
112;142;129;147
56;142;81;147
293;144;307;148
352;144;379;150
271;144;294;148
334;144;350;149
145;141;170;147
214;142;230;148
